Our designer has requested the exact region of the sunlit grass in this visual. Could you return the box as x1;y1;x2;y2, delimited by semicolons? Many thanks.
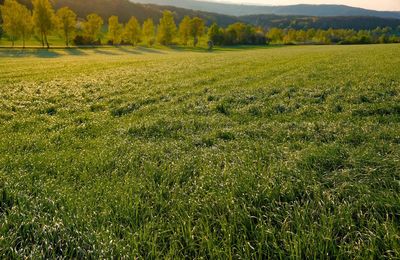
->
0;44;399;258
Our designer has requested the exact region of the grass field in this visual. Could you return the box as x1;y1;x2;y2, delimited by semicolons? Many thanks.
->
0;44;399;258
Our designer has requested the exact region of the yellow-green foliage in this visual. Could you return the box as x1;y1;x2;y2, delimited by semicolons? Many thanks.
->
32;0;55;48
178;16;191;45
179;16;205;46
123;16;141;46
0;0;20;44
0;45;399;258
189;17;205;47
107;15;123;45
55;7;77;47
142;18;155;46
0;0;33;47
83;13;103;44
157;10;177;45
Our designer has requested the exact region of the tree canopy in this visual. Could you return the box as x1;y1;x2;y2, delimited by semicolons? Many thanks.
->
157;10;177;45
56;7;77;47
108;15;123;45
189;17;204;47
124;16;141;46
1;0;24;46
178;16;190;45
32;0;55;48
142;18;155;46
83;13;103;44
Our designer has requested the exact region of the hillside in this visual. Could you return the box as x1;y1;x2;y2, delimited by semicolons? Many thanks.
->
1;0;400;31
6;0;238;26
133;0;400;19
241;14;400;30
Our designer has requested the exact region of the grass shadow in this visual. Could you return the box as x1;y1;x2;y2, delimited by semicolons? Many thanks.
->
32;49;63;58
116;47;142;55
136;46;165;54
92;48;120;55
0;44;286;58
0;49;24;58
165;45;286;53
168;45;210;53
0;49;63;58
64;48;88;56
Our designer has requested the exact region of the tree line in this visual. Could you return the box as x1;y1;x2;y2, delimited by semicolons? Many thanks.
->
207;24;400;45
266;27;400;45
0;0;205;47
1;0;399;48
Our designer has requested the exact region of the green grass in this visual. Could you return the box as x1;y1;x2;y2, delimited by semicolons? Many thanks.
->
0;44;399;258
0;35;67;47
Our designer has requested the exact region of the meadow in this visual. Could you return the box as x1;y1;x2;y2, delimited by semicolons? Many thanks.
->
0;44;399;258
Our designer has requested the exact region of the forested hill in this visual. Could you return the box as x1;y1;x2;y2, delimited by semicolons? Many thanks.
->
8;0;238;26
133;0;400;19
2;0;400;30
241;15;400;31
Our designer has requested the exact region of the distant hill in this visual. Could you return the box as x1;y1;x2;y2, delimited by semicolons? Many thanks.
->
1;0;399;31
241;15;400;31
6;0;238;26
132;0;400;19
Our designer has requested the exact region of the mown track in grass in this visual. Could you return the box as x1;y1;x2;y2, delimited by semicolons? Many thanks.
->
0;44;399;258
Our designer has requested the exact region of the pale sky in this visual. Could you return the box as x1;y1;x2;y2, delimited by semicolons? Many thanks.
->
212;0;400;11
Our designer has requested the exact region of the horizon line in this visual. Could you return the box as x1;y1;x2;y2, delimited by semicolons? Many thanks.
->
197;0;400;12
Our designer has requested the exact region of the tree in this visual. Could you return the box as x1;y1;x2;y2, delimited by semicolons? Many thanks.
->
357;30;372;44
124;16;141;46
267;28;283;43
253;27;267;45
378;34;388;44
108;15;123;45
1;0;21;46
142;18;155;46
157;10;176;45
189;17;204;47
0;20;3;40
83;13;103;45
225;23;252;45
178;16;190;45
306;28;316;41
0;8;3;40
208;23;223;45
56;7;76;47
314;29;330;44
389;35;399;43
0;0;33;48
296;30;307;43
32;0;55;48
16;3;33;48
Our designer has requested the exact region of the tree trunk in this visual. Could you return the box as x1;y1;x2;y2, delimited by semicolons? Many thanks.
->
66;31;69;47
44;33;50;49
41;32;44;47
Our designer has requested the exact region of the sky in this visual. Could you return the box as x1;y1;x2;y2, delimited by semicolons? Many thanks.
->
212;0;400;11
